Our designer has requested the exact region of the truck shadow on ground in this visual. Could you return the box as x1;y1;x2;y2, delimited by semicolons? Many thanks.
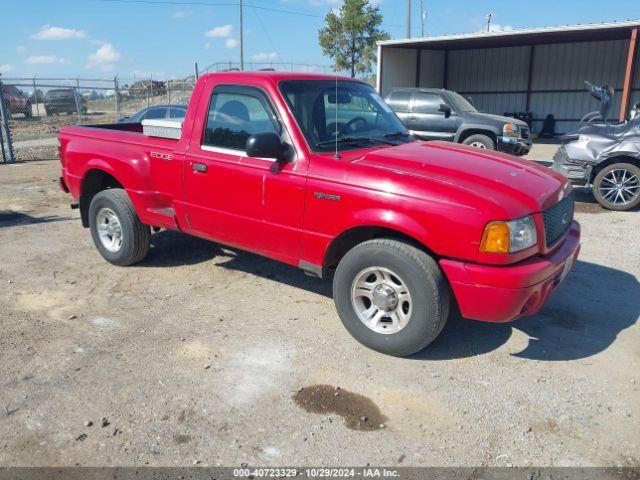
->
414;259;639;361
144;230;333;296
144;232;637;361
0;211;72;228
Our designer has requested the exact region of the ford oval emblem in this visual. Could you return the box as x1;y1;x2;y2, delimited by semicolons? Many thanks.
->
561;212;569;225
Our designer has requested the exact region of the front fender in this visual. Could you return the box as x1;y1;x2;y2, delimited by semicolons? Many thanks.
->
454;123;501;142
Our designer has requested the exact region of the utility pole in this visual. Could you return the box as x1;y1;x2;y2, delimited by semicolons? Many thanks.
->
420;0;426;37
239;0;244;70
406;0;411;39
486;12;493;32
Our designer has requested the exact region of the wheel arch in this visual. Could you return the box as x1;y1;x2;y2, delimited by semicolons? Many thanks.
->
79;168;125;227
322;223;438;278
455;124;500;144
590;155;640;184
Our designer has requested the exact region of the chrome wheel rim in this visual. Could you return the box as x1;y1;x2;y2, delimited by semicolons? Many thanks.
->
470;141;487;149
599;169;640;206
351;266;412;334
96;207;123;253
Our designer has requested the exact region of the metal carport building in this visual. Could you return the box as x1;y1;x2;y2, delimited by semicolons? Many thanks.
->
376;20;639;134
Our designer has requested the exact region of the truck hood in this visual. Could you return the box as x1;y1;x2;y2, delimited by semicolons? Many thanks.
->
352;141;570;217
463;112;529;128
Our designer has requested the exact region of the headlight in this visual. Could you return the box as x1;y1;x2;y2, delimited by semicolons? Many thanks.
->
578;135;591;142
480;215;537;254
503;123;519;138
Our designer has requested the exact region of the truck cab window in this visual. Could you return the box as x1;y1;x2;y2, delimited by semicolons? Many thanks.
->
413;93;445;114
386;90;412;113
204;91;279;151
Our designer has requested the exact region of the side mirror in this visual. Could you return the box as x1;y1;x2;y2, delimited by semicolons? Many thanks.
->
438;104;452;118
246;132;285;161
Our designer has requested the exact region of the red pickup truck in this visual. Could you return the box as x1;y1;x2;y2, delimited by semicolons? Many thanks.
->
58;72;580;356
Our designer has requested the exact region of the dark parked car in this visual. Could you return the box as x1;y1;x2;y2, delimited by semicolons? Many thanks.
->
2;84;32;118
45;89;87;116
117;104;187;123
385;87;531;156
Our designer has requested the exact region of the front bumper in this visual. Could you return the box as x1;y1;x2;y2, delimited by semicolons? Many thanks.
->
498;136;532;156
551;146;592;186
440;222;580;323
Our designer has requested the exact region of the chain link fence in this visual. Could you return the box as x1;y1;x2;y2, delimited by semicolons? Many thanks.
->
0;61;331;163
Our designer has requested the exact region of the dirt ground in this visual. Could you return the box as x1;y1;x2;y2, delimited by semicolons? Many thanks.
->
0;159;639;467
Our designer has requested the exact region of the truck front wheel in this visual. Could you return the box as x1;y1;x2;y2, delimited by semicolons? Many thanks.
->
462;134;495;150
333;238;450;357
88;188;150;266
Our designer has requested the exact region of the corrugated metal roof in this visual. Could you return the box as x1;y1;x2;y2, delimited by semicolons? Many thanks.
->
378;19;640;47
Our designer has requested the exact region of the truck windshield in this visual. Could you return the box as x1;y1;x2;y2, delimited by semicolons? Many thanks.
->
446;92;477;113
279;80;412;152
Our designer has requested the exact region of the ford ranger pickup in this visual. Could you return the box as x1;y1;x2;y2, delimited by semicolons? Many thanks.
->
57;72;580;357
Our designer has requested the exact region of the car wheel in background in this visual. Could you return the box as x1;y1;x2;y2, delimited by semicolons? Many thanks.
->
593;163;640;211
88;188;151;266
333;238;450;357
24;102;32;119
462;134;495;150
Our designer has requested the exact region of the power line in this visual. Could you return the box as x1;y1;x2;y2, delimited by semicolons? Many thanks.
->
94;0;422;30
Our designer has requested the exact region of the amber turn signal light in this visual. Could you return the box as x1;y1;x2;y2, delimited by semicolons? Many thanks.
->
480;221;510;254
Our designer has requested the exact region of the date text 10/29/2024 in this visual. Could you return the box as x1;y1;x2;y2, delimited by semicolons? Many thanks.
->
233;468;400;478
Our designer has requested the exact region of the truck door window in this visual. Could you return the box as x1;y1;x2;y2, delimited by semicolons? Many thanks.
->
204;90;279;151
386;90;412;113
413;93;444;114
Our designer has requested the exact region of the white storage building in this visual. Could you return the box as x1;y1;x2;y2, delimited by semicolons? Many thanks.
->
376;20;639;134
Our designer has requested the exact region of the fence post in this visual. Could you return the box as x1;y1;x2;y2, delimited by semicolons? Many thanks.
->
73;87;82;123
167;81;171;104
114;76;120;115
195;62;199;81
0;75;16;163
32;77;40;118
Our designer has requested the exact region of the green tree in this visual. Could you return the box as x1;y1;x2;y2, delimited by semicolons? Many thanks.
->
318;0;389;78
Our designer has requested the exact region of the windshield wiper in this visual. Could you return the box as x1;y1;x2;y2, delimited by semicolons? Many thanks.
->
384;131;411;139
315;136;398;147
384;132;412;139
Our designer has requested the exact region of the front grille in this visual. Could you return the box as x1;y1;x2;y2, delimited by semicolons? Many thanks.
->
520;127;530;139
543;195;574;247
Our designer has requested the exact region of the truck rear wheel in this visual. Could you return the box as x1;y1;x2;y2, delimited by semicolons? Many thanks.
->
88;188;150;266
333;238;450;357
593;163;640;211
462;134;495;150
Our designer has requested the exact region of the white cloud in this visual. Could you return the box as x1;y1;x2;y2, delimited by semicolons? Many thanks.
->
17;45;27;53
205;24;233;38
0;64;13;73
204;42;211;49
225;38;239;48
85;43;121;70
172;10;192;19
309;0;341;5
479;23;515;33
24;55;70;65
31;25;86;40
251;52;278;61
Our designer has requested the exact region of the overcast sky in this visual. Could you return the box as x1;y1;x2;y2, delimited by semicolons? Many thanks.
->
1;0;639;81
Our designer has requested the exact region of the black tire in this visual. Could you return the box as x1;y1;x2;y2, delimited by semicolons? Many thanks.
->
88;188;150;266
333;238;450;357
24;102;32;118
592;163;640;211
462;134;495;150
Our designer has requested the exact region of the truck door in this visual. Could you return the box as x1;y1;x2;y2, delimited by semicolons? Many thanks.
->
407;92;456;141
182;84;307;265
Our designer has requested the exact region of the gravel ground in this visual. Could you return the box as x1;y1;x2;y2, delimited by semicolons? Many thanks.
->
0;160;638;468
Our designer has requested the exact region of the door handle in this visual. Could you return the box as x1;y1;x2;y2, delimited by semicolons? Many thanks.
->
189;162;207;173
408;116;417;120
